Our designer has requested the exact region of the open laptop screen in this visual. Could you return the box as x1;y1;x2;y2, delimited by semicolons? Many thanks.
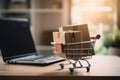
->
0;18;37;60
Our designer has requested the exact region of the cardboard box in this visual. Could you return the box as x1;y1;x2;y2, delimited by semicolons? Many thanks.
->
76;24;90;41
59;24;90;41
59;25;74;32
54;24;95;55
53;32;70;44
59;24;91;49
76;24;91;48
53;31;81;44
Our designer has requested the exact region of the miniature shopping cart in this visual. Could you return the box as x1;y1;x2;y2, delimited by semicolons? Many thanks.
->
51;34;101;73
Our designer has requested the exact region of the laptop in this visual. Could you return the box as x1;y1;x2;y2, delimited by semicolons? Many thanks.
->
0;18;65;65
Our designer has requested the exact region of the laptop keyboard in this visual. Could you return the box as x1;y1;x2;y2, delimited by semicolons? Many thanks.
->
34;56;63;62
11;55;65;63
11;55;44;61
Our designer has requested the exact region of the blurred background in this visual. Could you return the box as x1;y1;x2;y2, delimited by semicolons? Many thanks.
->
0;0;120;56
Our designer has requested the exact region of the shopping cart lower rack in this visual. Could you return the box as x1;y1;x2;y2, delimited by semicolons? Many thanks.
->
51;34;101;73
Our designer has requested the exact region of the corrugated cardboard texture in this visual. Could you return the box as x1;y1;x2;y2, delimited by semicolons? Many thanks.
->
53;31;81;44
59;25;74;32
54;24;95;55
59;24;90;41
59;24;91;48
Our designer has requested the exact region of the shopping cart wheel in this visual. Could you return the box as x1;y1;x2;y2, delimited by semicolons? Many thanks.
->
88;63;91;67
81;64;83;67
69;68;74;73
59;64;64;69
73;63;76;68
86;67;90;72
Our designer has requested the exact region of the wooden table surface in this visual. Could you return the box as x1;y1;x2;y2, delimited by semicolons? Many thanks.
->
0;55;120;77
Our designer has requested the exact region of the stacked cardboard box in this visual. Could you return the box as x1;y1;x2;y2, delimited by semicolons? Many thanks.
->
53;31;81;53
52;24;95;55
58;24;90;49
53;31;81;44
59;24;90;42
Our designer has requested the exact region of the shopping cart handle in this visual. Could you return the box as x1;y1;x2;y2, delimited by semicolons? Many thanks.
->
90;34;101;39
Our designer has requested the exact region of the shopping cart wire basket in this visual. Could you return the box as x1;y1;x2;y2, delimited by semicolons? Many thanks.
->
51;34;101;73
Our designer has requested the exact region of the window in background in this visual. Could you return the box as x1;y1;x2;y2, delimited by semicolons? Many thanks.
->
71;0;117;55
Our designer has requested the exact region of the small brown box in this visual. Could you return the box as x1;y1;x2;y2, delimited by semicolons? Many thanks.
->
59;24;90;41
53;32;72;44
75;24;90;48
75;24;90;42
53;32;61;43
70;31;82;43
58;24;91;48
59;25;74;32
53;31;81;44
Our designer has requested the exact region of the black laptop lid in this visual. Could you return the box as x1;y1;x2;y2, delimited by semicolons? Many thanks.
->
0;18;37;61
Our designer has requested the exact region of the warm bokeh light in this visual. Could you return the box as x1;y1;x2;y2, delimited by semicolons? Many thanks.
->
71;0;117;55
